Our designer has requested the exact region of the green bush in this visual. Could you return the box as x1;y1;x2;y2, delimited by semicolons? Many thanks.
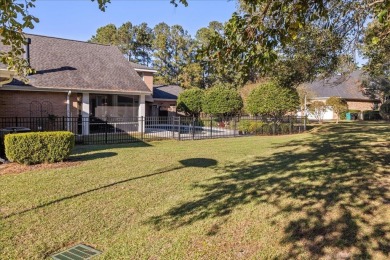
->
202;85;243;116
238;120;251;133
5;131;75;165
280;123;292;134
246;82;299;118
363;110;382;120
177;88;204;117
238;120;265;134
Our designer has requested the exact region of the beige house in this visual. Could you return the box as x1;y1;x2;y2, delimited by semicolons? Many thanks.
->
303;71;381;120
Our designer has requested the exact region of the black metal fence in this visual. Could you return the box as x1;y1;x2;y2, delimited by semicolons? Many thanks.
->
0;116;307;145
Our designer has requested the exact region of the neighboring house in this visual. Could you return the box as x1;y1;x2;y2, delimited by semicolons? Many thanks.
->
127;63;184;116
0;34;151;133
303;70;381;120
149;85;184;117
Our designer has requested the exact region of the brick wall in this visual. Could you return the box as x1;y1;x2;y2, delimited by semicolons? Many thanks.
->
346;100;376;111
142;72;154;91
0;90;78;117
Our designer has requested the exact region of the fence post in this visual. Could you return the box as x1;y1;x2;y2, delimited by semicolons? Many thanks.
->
304;116;307;131
62;116;65;130
171;117;175;139
105;120;108;144
210;116;213;138
192;116;195;140
233;117;237;137
141;116;144;141
178;116;181;141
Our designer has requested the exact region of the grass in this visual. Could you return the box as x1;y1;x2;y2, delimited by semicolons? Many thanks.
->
0;122;389;259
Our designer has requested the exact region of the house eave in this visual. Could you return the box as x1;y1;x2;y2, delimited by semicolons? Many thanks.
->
134;68;158;73
0;84;152;95
153;98;178;102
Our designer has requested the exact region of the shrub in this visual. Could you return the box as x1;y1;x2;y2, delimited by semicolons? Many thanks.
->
379;100;390;120
202;85;243;117
363;110;382;120
280;123;292;134
238;120;251;133
326;96;348;123
0;135;5;159
246;82;299;119
5;131;75;165
177;88;204;117
308;101;327;123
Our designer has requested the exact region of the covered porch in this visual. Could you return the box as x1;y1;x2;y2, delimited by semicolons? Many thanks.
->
79;92;147;135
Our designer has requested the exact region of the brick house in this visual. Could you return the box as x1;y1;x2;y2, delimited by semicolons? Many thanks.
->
303;71;381;120
128;63;184;116
0;34;154;134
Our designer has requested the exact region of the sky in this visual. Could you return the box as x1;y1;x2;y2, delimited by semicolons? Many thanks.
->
25;0;238;41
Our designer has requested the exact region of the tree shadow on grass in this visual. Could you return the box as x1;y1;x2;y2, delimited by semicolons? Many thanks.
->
147;123;390;258
2;158;217;220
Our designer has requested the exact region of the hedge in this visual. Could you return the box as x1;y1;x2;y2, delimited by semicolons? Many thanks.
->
238;120;293;135
4;131;75;165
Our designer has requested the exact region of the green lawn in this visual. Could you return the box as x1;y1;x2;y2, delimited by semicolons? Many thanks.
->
1;122;389;259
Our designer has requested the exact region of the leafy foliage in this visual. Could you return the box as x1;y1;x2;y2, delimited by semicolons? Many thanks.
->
246;82;299;118
326;96;348;123
202;0;390;87
152;23;194;85
309;101;327;123
0;0;38;79
90;22;154;65
202;85;243;117
379;100;390;120
177;88;204;117
4;131;75;165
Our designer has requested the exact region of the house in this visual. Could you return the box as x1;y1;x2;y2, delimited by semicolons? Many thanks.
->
127;63;184;117
303;70;381;120
149;85;184;117
0;34;153;134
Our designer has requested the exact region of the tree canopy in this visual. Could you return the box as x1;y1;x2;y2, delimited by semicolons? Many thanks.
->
2;0;390;87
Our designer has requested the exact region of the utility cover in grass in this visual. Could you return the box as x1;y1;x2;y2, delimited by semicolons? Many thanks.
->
51;244;101;260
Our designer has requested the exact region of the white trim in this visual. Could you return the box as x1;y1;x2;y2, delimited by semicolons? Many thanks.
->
82;93;90;135
138;94;146;132
0;85;152;95
134;68;158;73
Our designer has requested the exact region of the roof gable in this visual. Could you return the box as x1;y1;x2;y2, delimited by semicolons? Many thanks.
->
0;34;151;93
304;70;378;101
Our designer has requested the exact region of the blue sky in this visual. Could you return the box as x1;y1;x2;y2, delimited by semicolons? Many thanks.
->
25;0;237;41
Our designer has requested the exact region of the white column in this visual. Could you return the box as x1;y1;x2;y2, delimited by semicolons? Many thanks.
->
82;93;90;135
138;94;146;132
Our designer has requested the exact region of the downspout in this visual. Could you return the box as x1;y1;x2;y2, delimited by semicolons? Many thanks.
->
67;90;72;131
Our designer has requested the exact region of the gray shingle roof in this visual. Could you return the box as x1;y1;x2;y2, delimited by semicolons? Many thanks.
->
0;34;151;93
305;70;377;100
153;85;183;100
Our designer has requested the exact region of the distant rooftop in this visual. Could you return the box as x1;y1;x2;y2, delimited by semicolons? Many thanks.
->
153;85;183;100
305;70;379;101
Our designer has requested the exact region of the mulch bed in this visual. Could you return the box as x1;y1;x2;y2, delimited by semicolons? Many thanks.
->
0;161;81;175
